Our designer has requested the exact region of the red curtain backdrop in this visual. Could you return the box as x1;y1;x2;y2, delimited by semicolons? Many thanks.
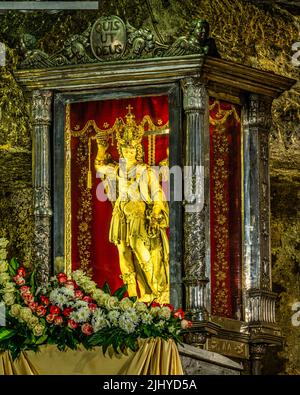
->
209;98;242;319
69;96;169;293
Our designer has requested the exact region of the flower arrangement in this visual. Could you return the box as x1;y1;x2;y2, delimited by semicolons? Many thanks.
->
0;238;192;359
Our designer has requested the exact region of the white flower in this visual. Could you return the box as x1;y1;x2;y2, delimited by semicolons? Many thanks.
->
155;320;165;329
141;312;153;325
73;300;89;309
10;304;21;317
70;306;91;323
104;296;119;310
119;297;133;311
0;272;10;285
28;316;39;329
150;306;160;316
2;282;16;293
33;324;45;337
97;293;111;306
71;270;86;283
20;307;32;322
107;310;120;326
124;308;139;324
0;260;8;273
60;286;75;298
49;289;68;307
82;280;97;294
158;306;171;320
0;252;7;261
119;314;136;334
91;309;109;331
91;289;103;301
3;292;15;306
134;302;148;313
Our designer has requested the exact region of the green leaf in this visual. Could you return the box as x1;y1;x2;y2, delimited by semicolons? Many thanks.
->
113;284;128;301
102;282;111;295
29;271;35;295
0;328;17;341
35;334;48;345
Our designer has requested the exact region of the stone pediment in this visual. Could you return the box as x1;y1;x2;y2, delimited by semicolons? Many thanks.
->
18;15;219;69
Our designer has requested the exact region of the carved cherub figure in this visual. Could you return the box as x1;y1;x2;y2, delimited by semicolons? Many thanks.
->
164;19;220;57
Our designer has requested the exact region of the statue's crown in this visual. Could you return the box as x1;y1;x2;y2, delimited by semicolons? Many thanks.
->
116;105;144;147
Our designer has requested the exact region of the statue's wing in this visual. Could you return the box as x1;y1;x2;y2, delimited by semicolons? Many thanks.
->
163;37;187;57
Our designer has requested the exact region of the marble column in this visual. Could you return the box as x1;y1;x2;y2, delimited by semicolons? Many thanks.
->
181;77;209;321
243;93;282;373
32;90;53;285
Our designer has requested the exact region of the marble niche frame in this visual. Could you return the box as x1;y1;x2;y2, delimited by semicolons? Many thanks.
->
15;47;295;373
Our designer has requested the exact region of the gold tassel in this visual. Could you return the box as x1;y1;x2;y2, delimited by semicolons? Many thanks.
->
87;137;92;189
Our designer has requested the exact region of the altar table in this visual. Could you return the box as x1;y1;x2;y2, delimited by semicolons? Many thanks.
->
0;338;183;375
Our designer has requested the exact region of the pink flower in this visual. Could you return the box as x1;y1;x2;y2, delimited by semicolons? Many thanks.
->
17;267;26;277
75;290;83;299
163;303;174;312
36;305;47;317
13;275;25;286
68;320;78;330
82;296;93;303
20;286;30;295
22;293;34;304
49;305;61;315
88;303;97;312
64;280;75;290
181;319;193;330
54;316;63;326
28;302;38;312
174;308;185;319
40;296;50;306
81;323;94;336
46;314;56;323
63;307;73;317
57;273;67;284
151;302;161;308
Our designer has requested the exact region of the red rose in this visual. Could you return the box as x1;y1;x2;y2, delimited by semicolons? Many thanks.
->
151;302;161;308
49;305;61;315
68;319;78;330
13;275;25;286
36;305;47;317
46;314;55;323
57;273;67;284
17;266;26;277
22;293;34;304
82;296;93;303
81;323;94;336
28;302;38;312
75;290;83;299
64;280;75;290
181;319;193;330
54;316;63;326
163;303;174;312
88;303;97;312
40;296;50;306
20;286;30;295
72;281;79;290
63;307;73;317
174;308;185;319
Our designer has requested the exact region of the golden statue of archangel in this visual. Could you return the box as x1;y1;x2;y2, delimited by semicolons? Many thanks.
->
94;106;169;303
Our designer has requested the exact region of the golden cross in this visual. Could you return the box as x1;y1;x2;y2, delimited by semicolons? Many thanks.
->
126;104;133;114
